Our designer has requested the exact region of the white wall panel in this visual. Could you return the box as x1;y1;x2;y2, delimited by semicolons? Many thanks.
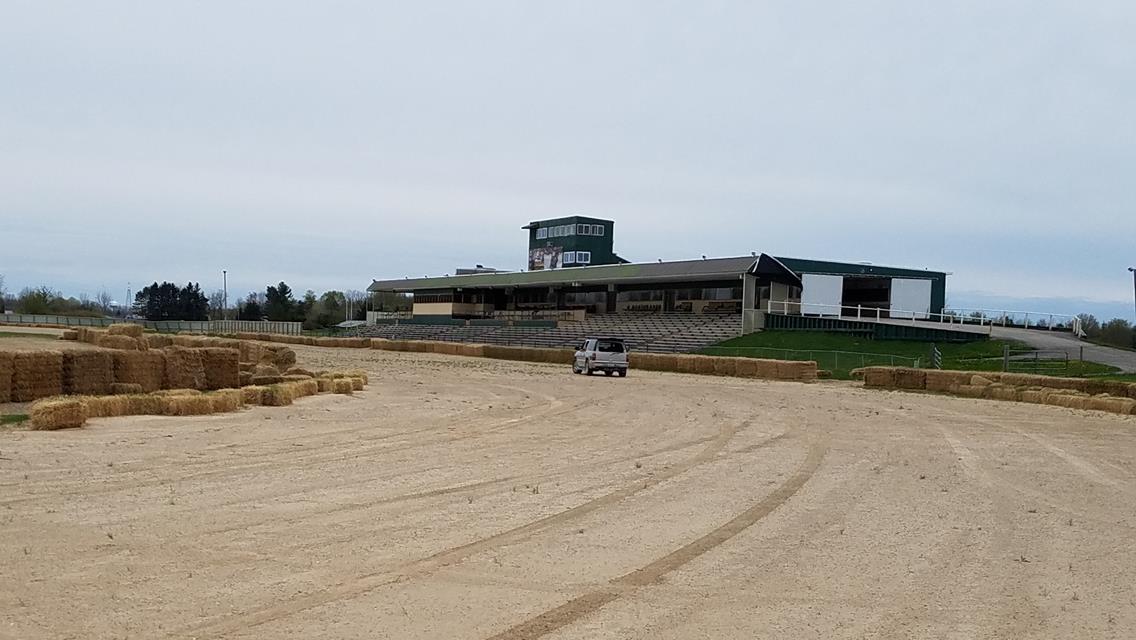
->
801;274;844;316
890;279;932;319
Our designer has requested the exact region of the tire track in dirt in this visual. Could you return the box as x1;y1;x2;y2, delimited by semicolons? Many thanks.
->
1;386;586;509
483;438;828;640
176;417;778;639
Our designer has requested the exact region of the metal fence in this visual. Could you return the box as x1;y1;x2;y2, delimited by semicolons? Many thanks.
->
700;345;919;376
0;313;301;335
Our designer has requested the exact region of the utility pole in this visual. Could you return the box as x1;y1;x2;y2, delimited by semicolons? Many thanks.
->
126;282;131;318
222;270;228;321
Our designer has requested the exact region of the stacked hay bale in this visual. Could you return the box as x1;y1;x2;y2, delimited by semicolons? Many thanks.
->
0;351;13;403
60;330;79;341
144;334;175;349
200;348;240;390
163;347;207;390
12;351;64;402
96;334;145;350
250;363;284;385
29;398;88;430
112;351;166;392
62;351;114;396
107;324;144;338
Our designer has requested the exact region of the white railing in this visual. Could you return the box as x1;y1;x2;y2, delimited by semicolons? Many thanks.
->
763;300;1084;337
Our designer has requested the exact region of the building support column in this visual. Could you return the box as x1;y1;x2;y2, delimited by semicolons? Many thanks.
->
742;273;757;334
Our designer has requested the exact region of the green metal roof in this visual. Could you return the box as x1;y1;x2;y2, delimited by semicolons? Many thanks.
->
368;254;948;293
369;256;758;292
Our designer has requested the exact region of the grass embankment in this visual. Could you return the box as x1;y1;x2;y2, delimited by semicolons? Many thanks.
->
703;331;1118;380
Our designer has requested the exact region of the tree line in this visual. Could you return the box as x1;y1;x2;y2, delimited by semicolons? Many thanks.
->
1077;314;1136;350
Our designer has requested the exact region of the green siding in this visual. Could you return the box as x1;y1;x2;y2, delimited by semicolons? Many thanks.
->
526;216;617;267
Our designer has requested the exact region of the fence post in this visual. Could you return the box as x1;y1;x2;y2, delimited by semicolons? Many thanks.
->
1003;344;1010;372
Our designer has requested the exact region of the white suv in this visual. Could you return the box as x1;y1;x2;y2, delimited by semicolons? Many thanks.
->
573;338;629;377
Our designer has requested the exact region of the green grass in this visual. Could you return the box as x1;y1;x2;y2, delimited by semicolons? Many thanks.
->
1;414;29;426
0;331;56;340
702;331;1115;380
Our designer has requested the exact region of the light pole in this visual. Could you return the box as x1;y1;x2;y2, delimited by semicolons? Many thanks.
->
222;270;228;321
1129;267;1135;322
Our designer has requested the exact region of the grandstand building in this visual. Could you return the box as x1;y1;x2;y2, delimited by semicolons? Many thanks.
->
365;217;950;352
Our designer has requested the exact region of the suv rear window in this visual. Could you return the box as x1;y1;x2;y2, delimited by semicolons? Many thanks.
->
596;340;624;353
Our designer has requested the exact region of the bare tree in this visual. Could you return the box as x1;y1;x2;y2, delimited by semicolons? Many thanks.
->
96;289;113;315
208;289;226;320
0;274;5;312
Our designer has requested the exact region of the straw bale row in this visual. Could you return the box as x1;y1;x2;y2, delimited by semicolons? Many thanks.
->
96;334;146;350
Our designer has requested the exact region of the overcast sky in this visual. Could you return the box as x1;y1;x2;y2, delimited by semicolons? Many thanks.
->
2;1;1134;318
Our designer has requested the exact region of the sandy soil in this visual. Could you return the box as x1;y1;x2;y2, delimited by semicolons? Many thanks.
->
2;345;1135;639
0;326;93;352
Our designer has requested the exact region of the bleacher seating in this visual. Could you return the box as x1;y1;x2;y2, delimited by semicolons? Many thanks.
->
347;313;742;353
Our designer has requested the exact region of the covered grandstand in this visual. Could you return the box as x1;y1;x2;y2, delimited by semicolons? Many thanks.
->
366;253;951;353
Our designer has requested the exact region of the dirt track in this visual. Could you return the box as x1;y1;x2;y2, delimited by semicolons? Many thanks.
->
2;345;1136;639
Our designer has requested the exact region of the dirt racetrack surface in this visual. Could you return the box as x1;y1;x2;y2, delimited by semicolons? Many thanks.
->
3;345;1136;639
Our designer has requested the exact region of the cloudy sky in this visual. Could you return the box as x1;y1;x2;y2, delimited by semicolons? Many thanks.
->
2;1;1134;318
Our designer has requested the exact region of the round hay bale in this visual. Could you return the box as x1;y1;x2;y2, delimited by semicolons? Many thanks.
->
30;398;88;430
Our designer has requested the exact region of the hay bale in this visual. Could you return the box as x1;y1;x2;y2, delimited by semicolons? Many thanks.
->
287;379;320;398
707;357;733;376
370;338;392;350
238;341;263;364
892;368;927;390
207;389;243;412
110;350;165;395
861;367;896;389
1019;389;1049;404
152;388;202;396
986;385;1022;402
163;347;207;390
733;358;759;378
201;348;240;390
121;394;161;415
271;347;296;369
60;330;79;341
1087;396;1136;415
84;395;130;418
144;334;175;349
260;384;293;406
673;355;699;374
285;367;316;378
953;384;987;399
689;356;717;375
96;334;144;350
332;378;354;394
251;375;284;385
0;351;14;404
924;370;970;392
110;382;143;395
239;371;253;386
29;398;88;430
282;374;313;383
1046;394;1091;410
776;360;817;381
349;376;365;391
240;386;265;405
62;351;114;396
161;394;215;416
12;351;64;402
172;335;207;348
316;377;334;392
107;324;144;338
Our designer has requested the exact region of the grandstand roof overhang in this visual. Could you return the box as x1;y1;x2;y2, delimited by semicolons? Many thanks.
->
368;254;806;293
